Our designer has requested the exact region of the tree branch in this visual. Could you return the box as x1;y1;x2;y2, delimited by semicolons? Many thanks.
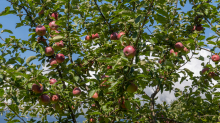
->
150;85;160;123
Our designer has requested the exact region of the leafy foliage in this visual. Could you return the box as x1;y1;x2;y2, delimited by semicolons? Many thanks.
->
0;0;220;123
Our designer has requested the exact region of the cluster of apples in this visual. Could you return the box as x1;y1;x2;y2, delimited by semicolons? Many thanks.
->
35;12;65;68
85;31;136;59
31;79;65;111
201;54;220;80
192;16;203;31
159;42;189;64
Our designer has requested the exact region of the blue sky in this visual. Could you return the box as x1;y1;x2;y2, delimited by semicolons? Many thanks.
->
0;0;219;122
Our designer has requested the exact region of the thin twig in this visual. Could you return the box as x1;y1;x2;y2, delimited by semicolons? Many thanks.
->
178;51;194;69
192;2;220;36
171;0;178;25
0;36;5;41
4;103;26;123
94;0;112;31
7;0;36;27
135;0;154;48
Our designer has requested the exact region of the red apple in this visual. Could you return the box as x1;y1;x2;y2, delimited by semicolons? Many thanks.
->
211;54;220;62
50;94;59;103
107;65;112;70
175;42;184;50
32;83;43;94
192;26;196;31
196;25;203;31
85;35;92;41
45;47;54;56
39;94;50;105
56;53;65;63
72;87;81;96
38;10;44;15
50;58;58;68
91;103;96;109
202;68;209;75
92;33;99;39
37;36;46;43
183;47;189;53
170;49;178;56
51;12;58;20
49;21;58;30
110;32;118;40
89;118;96;123
123;46;136;58
158;59;164;64
50;78;57;85
92;92;98;99
117;32;125;39
36;25;46;36
54;40;64;50
127;83;138;93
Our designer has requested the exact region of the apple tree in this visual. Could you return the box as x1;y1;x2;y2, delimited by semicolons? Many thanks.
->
0;0;220;122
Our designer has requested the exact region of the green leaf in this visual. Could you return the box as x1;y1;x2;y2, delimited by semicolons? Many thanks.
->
89;111;102;115
142;95;150;100
206;35;217;41
7;58;17;64
26;56;37;65
205;93;212;101
213;92;220;96
113;58;121;69
125;101;131;110
10;104;19;113
23;106;31;113
157;9;168;17
0;75;3;83
89;90;96;98
197;35;205;40
16;23;23;28
49;35;63;42
110;81;121;89
135;15;141;23
0;23;2;28
207;40;216;45
214;84;220;88
184;68;194;77
2;29;13;34
198;56;204;61
0;89;4;97
74;76;79;82
155;14;167;23
97;57;111;63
